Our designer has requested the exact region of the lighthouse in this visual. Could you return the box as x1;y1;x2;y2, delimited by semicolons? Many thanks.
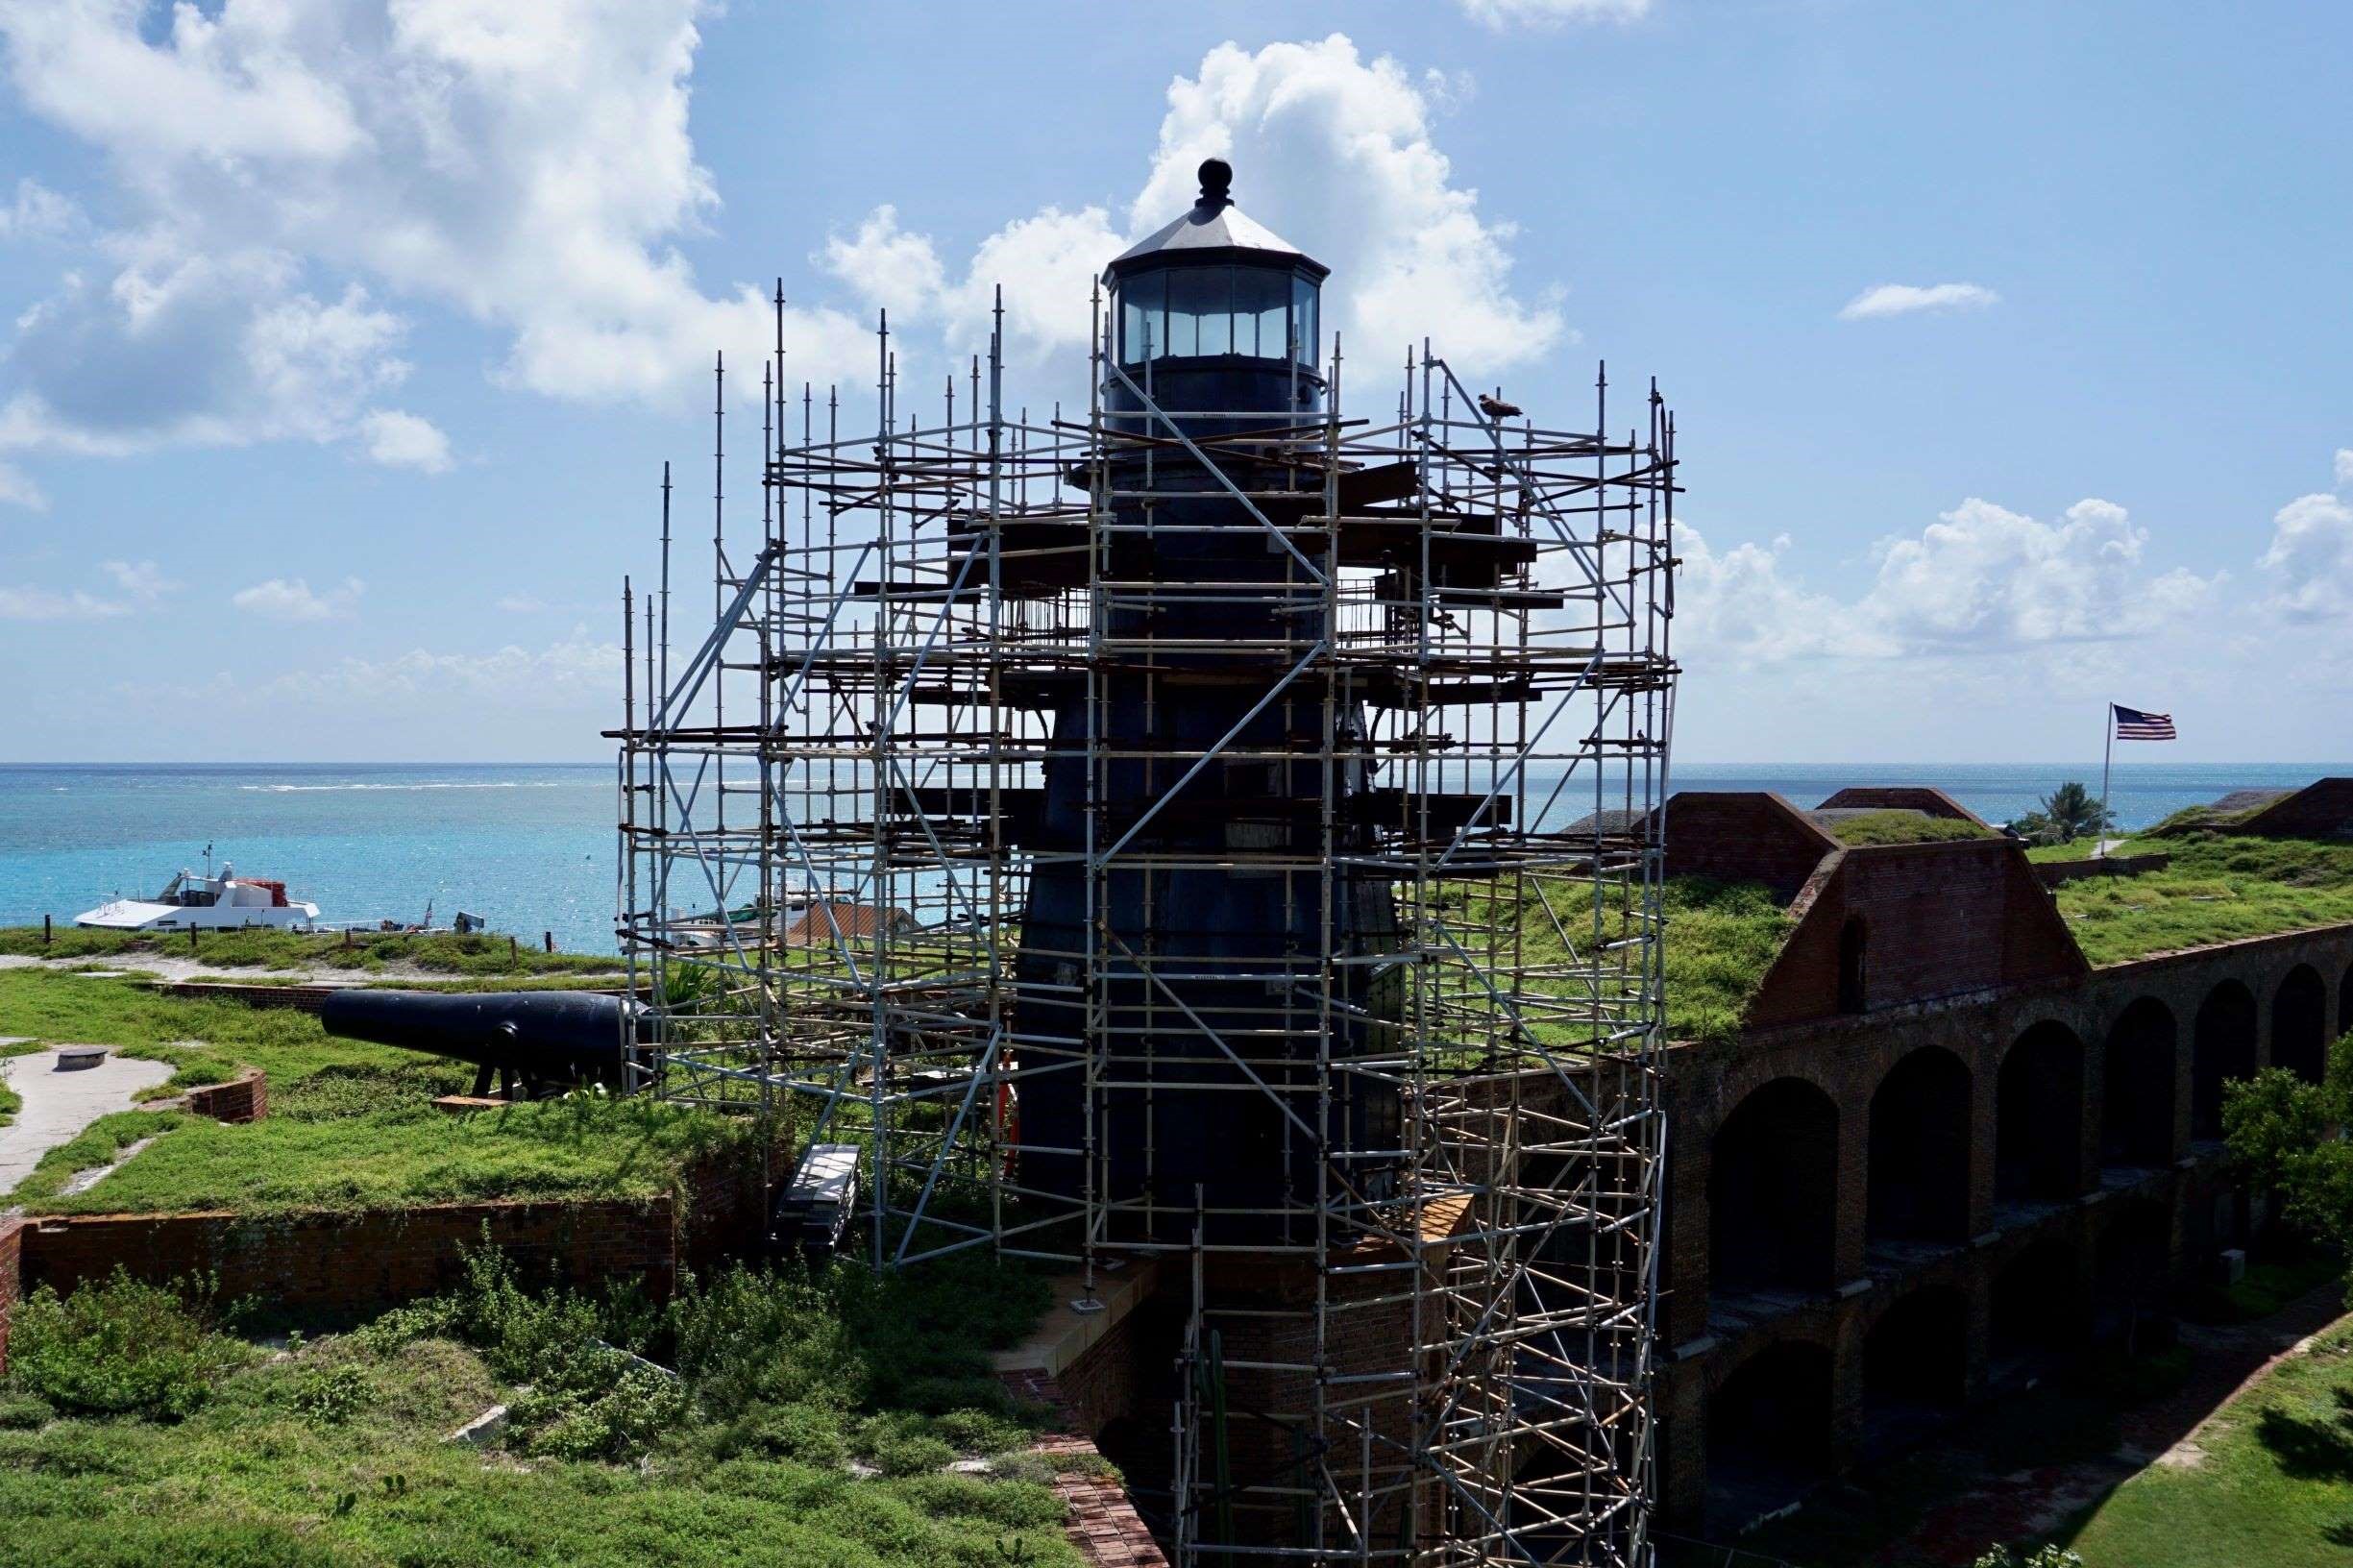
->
1013;159;1404;1240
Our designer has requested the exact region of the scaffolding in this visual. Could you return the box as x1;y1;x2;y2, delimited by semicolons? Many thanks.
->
616;272;1678;1564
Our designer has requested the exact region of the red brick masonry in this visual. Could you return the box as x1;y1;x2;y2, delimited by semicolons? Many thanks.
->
173;1067;268;1123
1001;1366;1169;1568
0;1139;774;1372
0;1218;22;1370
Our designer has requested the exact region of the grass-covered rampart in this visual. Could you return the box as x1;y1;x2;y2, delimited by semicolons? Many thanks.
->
0;1249;1074;1568
0;923;619;975
1822;810;1993;846
2053;833;2353;965
0;968;752;1215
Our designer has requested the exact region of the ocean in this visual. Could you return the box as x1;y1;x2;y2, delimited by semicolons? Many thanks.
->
1;760;2341;955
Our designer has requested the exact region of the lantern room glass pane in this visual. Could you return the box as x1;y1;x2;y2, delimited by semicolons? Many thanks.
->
1118;272;1164;365
1236;268;1287;359
1165;265;1230;356
1292;276;1318;366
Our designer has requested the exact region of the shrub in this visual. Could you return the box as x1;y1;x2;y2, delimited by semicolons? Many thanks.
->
293;1363;371;1428
1974;1548;2084;1568
5;1270;250;1419
0;1389;57;1430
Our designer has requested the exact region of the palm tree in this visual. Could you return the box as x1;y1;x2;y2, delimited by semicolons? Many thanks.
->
2034;780;2115;844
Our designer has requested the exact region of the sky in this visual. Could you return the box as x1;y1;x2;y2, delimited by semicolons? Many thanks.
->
0;0;2346;765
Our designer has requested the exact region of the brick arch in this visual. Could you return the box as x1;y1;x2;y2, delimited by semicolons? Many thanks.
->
1997;1020;2085;1203
1867;1045;1972;1244
1704;1337;1837;1524
2102;997;2177;1166
2095;1194;2172;1345
1990;1235;2085;1365
2342;959;2353;1052
2193;980;2258;1139
2274;965;2329;1086
1863;1284;1970;1417
1709;1076;1840;1296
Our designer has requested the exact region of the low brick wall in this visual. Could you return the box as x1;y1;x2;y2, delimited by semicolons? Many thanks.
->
1000;1368;1169;1568
175;1067;267;1123
0;1218;22;1371
2035;851;2171;888
0;1138;777;1366
18;1195;680;1319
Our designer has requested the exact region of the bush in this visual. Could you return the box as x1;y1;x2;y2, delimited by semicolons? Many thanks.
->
0;1389;57;1430
5;1269;250;1419
292;1363;371;1428
1974;1548;2083;1568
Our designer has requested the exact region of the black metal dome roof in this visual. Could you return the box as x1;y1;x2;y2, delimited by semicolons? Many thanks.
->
1106;159;1328;282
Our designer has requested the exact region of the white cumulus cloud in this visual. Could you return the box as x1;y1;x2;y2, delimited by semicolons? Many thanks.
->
0;557;172;620
0;177;79;242
233;576;365;623
360;409;453;474
827;36;1564;376
1838;282;2000;321
1675;497;2215;667
2259;491;2353;623
0;460;45;511
0;0;875;468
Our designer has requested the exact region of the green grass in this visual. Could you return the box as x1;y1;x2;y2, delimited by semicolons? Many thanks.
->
2063;1321;2353;1568
1658;879;1794;1045
2053;834;2353;965
0;968;754;1215
1823;810;1994;846
0;1036;32;1128
0;924;619;976
0;1254;1078;1568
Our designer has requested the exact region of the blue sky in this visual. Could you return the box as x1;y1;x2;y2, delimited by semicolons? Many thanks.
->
0;0;2346;764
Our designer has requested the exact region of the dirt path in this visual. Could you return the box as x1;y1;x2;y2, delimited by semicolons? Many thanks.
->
1879;1284;2352;1565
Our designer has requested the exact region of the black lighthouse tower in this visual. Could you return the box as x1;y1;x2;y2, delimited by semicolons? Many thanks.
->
1014;161;1405;1241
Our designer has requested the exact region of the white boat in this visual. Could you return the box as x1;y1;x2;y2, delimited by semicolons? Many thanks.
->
76;863;322;932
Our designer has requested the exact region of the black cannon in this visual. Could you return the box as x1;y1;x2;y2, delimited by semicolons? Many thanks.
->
319;989;642;1099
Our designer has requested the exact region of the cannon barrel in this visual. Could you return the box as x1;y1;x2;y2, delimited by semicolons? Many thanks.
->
320;989;640;1092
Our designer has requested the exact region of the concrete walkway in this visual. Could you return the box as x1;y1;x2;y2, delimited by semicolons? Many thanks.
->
0;1044;175;1200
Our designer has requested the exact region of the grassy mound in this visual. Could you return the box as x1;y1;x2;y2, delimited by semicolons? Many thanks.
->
0;968;753;1214
0;924;618;976
0;1250;1075;1568
1659;878;1793;1045
1824;811;1994;846
2053;834;2353;965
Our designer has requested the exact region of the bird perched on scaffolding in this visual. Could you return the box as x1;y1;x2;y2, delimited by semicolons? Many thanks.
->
1477;392;1522;420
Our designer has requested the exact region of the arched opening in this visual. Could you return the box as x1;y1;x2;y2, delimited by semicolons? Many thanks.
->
2193;981;2258;1139
1863;1286;1970;1446
2341;960;2353;1055
1837;916;1869;1014
2095;1197;2174;1353
1997;1022;2085;1204
1706;1341;1835;1527
2274;965;2329;1086
2101;998;2176;1166
1868;1046;1972;1245
1708;1078;1839;1297
1990;1237;2084;1375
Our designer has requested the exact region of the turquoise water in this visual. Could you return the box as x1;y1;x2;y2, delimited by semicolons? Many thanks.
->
1;761;2341;954
0;764;616;952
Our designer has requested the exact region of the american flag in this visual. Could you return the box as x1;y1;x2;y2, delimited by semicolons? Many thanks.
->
2112;703;2176;741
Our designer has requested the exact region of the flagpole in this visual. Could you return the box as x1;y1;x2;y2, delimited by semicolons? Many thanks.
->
2098;701;2114;861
